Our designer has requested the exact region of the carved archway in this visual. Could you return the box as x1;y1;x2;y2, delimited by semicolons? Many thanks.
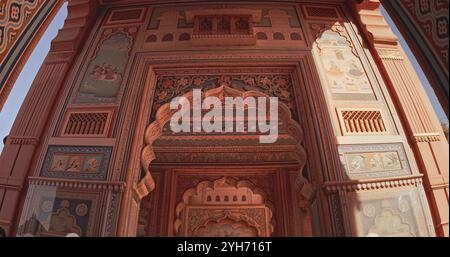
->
136;84;314;203
174;177;274;237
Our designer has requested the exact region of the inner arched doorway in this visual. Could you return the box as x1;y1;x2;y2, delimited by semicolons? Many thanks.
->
136;80;315;237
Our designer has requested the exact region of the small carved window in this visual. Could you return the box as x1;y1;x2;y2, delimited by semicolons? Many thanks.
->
235;17;250;34
194;15;252;35
256;32;268;40
217;16;231;34
273;32;285;40
62;111;112;137
198;16;213;34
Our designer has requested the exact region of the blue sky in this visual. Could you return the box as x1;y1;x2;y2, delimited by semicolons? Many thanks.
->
0;4;447;151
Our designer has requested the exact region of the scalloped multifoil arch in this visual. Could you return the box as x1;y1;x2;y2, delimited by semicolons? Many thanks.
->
136;84;313;202
174;176;274;236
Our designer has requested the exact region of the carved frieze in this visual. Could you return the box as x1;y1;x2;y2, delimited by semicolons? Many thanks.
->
347;188;434;237
154;149;298;164
60;108;115;137
17;187;100;237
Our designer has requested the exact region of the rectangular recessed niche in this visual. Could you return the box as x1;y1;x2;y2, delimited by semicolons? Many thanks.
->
61;110;113;137
339;109;387;134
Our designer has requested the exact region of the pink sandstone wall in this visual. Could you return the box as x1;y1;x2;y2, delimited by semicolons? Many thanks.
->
0;0;447;237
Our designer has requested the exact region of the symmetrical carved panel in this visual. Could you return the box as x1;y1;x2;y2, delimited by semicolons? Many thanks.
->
40;146;112;180
154;149;298;164
348;188;433;237
17;187;100;237
61;109;114;137
338;144;412;180
143;3;306;49
174;177;274;237
315;29;375;101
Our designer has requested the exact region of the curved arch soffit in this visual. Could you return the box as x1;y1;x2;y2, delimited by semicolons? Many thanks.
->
136;85;313;201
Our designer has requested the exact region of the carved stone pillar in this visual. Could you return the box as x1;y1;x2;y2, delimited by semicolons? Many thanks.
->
0;0;100;236
355;0;449;236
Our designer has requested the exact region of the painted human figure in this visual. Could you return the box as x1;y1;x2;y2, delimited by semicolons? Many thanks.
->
86;158;99;172
66;157;82;172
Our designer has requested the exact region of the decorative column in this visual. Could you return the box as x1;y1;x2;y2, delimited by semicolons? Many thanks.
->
0;0;100;236
355;0;449;236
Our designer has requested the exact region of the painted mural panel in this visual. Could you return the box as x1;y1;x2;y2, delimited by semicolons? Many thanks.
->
75;29;135;103
338;144;412;180
17;187;100;237
316;29;375;101
40;146;112;180
348;188;433;237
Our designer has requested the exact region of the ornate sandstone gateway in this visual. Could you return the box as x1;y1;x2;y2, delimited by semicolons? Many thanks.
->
0;0;448;237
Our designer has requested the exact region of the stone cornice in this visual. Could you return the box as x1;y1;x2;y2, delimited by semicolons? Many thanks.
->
28;176;126;192
323;174;423;193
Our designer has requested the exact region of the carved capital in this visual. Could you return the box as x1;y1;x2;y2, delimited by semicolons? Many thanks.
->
50;0;101;53
134;173;156;201
323;175;423;193
354;0;398;47
6;136;39;146
377;47;404;60
295;173;316;204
